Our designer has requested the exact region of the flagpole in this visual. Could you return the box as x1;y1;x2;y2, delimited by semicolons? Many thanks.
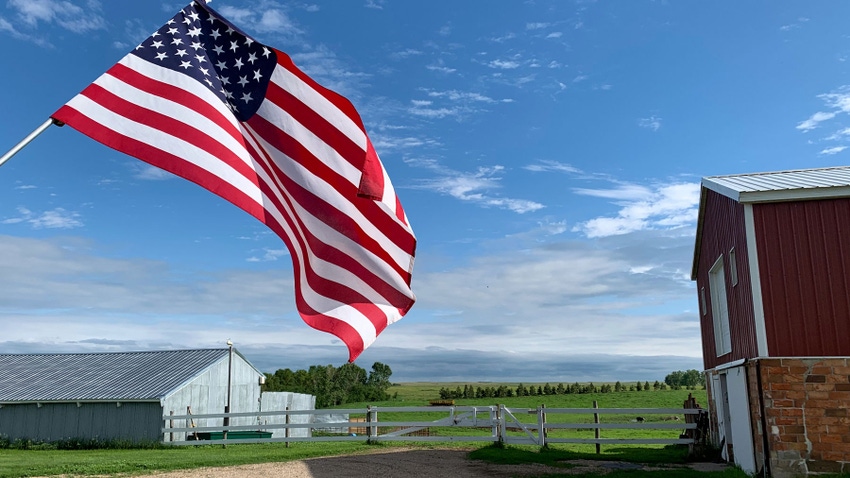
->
0;118;62;169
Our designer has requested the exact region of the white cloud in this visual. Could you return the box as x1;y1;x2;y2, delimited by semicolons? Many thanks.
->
364;0;385;9
134;164;174;180
3;207;83;229
820;146;847;155
573;182;700;238
546;32;563;39
797;111;837;132
7;0;105;33
524;160;582;174
390;48;423;60
407;159;544;213
526;22;550;30
638;115;662;131
488;59;520;69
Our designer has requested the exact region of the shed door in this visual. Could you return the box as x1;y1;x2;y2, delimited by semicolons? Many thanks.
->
722;366;756;474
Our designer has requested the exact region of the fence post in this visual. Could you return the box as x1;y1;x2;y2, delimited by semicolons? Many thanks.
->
285;406;291;448
497;405;505;446
593;400;601;454
538;404;547;449
169;410;174;442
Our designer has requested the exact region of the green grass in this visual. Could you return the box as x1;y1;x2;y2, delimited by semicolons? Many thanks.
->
1;385;714;477
0;441;379;478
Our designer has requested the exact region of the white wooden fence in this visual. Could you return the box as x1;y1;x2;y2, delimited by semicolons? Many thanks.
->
162;403;705;450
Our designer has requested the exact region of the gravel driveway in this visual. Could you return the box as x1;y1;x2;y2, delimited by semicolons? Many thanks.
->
126;447;729;478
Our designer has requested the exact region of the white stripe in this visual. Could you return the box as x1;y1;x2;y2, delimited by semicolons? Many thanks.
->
97;59;253;172
255;90;363;187
242;127;412;304
271;63;367;152
253;99;413;270
245;120;415;285
65;94;265;208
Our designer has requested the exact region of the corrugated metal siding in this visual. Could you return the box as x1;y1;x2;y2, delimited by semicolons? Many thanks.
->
0;402;161;442
0;349;230;402
753;198;850;356
695;189;759;370
161;353;262;441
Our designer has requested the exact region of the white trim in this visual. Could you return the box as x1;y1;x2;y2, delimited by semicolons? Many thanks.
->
714;358;746;372
744;204;769;357
709;255;732;356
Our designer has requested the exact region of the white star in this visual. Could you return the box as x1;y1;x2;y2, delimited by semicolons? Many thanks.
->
234;58;244;69
168;27;178;35
188;27;201;37
179;60;192;69
241;92;253;103
223;89;234;99
213;45;224;55
247;52;257;64
171;37;184;46
220;76;230;85
216;60;227;70
188;12;200;22
151;31;160;37
207;15;216;24
200;67;210;76
229;40;239;52
175;49;188;57
211;29;221;40
226;26;235;35
182;17;192;25
205;78;214;87
151;40;164;49
155;52;168;61
194;54;206;63
238;76;249;87
245;37;254;47
191;41;203;51
167;19;175;25
253;69;263;81
135;43;144;50
262;47;271;58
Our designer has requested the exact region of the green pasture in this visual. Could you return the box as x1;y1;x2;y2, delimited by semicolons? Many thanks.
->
1;384;730;478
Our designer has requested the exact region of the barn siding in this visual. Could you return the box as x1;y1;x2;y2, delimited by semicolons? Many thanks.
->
0;402;161;442
162;353;262;440
753;198;850;356
696;189;759;370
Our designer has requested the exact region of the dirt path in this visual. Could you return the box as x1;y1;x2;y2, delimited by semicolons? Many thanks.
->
124;448;729;478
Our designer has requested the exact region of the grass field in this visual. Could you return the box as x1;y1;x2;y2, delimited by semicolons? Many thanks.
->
0;384;733;478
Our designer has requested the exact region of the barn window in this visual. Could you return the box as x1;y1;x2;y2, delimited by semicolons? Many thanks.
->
729;248;738;287
709;255;732;356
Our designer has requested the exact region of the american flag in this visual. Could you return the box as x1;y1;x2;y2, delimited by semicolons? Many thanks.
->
52;1;416;362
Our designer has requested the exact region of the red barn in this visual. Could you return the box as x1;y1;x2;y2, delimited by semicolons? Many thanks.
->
692;166;850;478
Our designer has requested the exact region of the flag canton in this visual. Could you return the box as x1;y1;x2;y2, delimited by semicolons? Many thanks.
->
131;1;276;121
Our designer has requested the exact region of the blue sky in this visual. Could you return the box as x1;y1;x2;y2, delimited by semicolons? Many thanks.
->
2;0;849;382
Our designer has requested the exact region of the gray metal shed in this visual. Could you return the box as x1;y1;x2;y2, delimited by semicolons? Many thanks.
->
0;348;265;443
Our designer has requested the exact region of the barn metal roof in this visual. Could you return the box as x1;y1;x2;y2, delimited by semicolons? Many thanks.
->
703;165;850;203
0;349;233;403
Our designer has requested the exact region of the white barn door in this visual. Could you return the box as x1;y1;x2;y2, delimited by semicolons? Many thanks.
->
715;366;756;474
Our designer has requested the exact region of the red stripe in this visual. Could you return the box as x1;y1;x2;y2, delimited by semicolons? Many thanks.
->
76;82;259;185
52;104;266;222
243;127;412;316
247;113;413;280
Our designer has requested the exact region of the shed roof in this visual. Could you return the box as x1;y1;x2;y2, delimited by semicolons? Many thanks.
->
703;165;850;203
0;349;250;403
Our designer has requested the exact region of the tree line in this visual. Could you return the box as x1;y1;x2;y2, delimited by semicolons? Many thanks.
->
438;369;706;400
262;362;394;408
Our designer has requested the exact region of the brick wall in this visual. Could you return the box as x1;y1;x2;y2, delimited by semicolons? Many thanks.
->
755;358;850;477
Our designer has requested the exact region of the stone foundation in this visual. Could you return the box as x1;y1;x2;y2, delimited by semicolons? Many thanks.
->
709;357;850;477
